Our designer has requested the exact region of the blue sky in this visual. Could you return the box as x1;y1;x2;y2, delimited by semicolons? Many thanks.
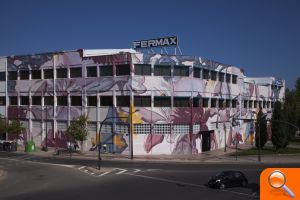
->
0;0;299;89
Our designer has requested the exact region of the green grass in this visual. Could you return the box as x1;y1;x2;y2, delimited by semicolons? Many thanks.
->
233;146;300;156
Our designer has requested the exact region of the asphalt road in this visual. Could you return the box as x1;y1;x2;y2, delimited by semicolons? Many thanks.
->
0;152;299;200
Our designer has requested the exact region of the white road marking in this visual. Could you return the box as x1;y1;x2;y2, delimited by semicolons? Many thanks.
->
98;171;111;177
133;169;141;173
78;166;85;170
114;168;127;175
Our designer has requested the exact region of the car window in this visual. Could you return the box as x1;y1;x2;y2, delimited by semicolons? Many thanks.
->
234;172;241;178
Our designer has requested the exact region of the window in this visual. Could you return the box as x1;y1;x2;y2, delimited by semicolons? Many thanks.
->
70;68;82;78
116;64;130;76
263;101;267;108
134;96;151;107
249;100;253;108
31;70;41;79
9;96;17;105
100;96;113;106
232;75;237;84
154;96;171;107
210;71;217;81
202;69;209;79
0;72;6;81
154;65;171;76
173;124;189;134
226;74;231;83
44;96;54;105
21;96;29;105
232;99;237;108
87;96;97;106
44;69;53;79
267;101;270;108
173;66;189;76
174;97;190;107
243;100;248;108
193;68;201;78
154;124;170;134
86;66;97;77
71;96;82;106
100;65;113;76
203;98;209;108
116;96;130;107
259;101;262;108
218;72;224;82
56;68;67;78
271;101;275;108
32;96;41;105
8;71;17;80
218;99;224;108
134;124;151;134
254;100;258;108
193;97;201;107
225;99;231;108
135;64;151;75
19;71;29;80
0;97;6;105
211;98;217;108
57;96;68;106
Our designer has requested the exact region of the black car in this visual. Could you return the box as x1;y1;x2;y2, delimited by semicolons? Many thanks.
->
206;171;248;190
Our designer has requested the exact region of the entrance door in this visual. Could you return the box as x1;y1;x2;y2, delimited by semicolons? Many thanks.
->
201;130;212;152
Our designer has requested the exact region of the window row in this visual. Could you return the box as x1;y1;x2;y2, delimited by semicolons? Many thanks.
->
243;100;275;109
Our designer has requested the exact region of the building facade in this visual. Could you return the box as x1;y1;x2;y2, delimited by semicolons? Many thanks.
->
0;49;285;155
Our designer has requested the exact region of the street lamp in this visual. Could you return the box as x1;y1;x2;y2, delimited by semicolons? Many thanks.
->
42;106;48;151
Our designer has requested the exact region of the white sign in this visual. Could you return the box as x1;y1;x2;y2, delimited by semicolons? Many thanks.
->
133;36;178;49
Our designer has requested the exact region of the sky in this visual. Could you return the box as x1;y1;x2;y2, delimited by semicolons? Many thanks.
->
0;0;299;89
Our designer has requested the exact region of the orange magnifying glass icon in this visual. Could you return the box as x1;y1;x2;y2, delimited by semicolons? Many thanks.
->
268;170;295;198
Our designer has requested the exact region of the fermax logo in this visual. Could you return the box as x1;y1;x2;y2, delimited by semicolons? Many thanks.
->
133;36;178;49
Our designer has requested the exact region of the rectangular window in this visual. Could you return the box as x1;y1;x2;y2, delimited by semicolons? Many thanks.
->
254;100;258;108
8;71;17;80
57;96;68;106
0;97;6;105
211;98;217;108
86;66;97;77
249;100;253;108
135;64;151;75
232;75;237;84
225;99;231;108
31;70;41;79
174;97;190;107
70;68;82;78
203;98;209;108
100;65;113;76
134;96;151;107
243;100;248;108
193;68;200;78
44;69;53;79
173;66;189;77
116;64;130;76
44;96;54;105
218;99;224;108
263;101;267;108
202;69;209;79
226;74;231;83
20;96;29;105
0;72;6;81
154;65;171;76
87;96;97;106
271;101;275;108
9;96;17;105
32;96;41;105
116;96;130;107
56;68;68;78
154;96;171;107
71;96;82;106
210;71;217;81
259;101;262;108
193;97;201;107
100;96;113;106
218;72;225;82
20;71;29;80
267;101;270;108
232;99;237;108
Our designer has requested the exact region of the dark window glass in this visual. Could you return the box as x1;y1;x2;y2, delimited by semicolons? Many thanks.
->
193;68;200;78
254;101;258;108
87;96;97;106
174;97;190;107
211;98;217;108
44;69;53;79
70;68;82;78
154;96;171;107
271;101;275;108
219;99;224;108
210;71;217;81
44;96;54;106
249;100;253;108
154;65;171;76
203;98;209;108
116;96;130;107
100;96;113;106
21;96;29;105
225;99;231;108
218;72;225;82
71;96;82;106
32;96;41;105
100;65;113;76
31;70;41;79
0;72;6;81
232;75;237;84
226;74;231;83
173;66;189;76
244;100;248;108
116;64;130;76
8;71;17;80
87;66;97;77
259;101;262;108
267;101;270;108
0;97;6;105
135;64;151;76
9;96;17;105
20;71;29;80
202;69;209;79
263;101;267;108
56;68;67;78
232;99;237;108
134;96;151;107
57;96;68;106
193;97;201;107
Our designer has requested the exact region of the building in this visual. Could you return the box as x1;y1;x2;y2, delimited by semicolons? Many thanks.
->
0;49;285;155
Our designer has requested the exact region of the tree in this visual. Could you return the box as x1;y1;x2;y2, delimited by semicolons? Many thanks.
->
283;89;297;140
271;101;289;150
255;107;267;148
66;115;88;152
6;120;26;141
295;77;300;128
